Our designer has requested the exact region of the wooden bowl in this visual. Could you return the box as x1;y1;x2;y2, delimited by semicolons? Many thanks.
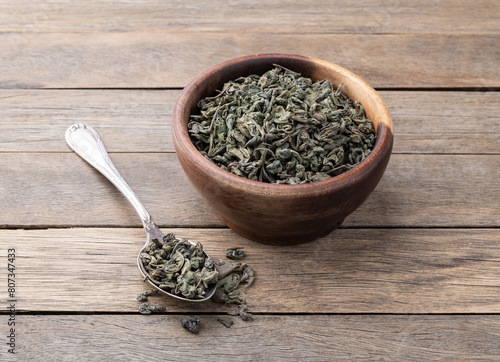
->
172;54;393;245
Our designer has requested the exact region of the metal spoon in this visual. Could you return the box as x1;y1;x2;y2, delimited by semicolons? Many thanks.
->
65;123;217;302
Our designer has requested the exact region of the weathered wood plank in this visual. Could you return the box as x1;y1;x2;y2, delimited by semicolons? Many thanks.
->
0;33;498;88
383;91;500;155
0;153;498;227
0;0;498;34
2;315;498;361
0;90;174;153
0;2;496;360
1;228;499;313
0;152;220;228
0;90;499;154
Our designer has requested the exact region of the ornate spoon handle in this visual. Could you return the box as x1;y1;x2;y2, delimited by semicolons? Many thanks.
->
65;123;152;227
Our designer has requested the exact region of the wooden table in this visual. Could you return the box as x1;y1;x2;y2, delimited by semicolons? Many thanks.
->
1;1;499;360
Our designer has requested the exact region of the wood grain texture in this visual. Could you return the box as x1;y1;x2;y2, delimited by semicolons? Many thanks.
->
0;1;497;359
0;33;498;88
0;90;174;153
1;228;499;313
1;153;498;228
1;315;498;361
0;0;498;34
0;90;499;154
383;91;500;154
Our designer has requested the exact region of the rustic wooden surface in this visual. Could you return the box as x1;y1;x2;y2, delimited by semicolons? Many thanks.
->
0;1;499;360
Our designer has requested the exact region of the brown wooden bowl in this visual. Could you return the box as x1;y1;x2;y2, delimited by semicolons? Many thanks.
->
172;54;393;245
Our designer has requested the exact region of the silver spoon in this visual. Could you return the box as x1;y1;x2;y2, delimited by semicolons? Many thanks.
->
65;123;219;302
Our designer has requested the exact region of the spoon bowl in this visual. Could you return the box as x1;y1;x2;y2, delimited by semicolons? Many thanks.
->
136;227;217;301
65;123;217;302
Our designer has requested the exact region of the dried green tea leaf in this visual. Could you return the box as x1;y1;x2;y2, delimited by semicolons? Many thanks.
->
136;289;158;302
181;316;200;334
217;317;234;328
138;236;218;299
226;247;245;260
138;303;165;315
189;65;376;184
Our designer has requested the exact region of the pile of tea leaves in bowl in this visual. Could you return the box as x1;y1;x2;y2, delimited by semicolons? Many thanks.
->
188;65;376;184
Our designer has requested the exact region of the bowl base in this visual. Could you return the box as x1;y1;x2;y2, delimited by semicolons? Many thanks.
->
217;213;345;245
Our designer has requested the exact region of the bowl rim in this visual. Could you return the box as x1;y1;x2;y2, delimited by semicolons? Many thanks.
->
172;53;393;194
